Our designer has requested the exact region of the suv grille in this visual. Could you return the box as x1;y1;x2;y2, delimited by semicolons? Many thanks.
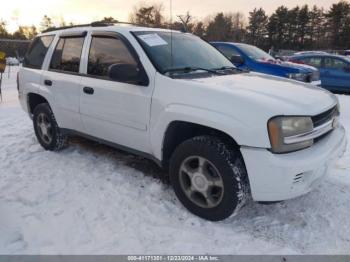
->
312;105;339;143
312;105;339;127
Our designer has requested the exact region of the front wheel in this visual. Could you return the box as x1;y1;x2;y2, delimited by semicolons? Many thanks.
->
169;136;249;221
33;103;67;151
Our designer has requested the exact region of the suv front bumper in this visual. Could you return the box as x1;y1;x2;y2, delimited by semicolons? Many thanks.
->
241;125;347;201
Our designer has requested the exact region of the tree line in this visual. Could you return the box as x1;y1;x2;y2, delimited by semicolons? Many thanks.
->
1;1;349;51
0;15;72;40
128;1;350;51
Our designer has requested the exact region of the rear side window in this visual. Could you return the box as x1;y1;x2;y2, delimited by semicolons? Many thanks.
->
301;57;322;68
23;35;54;69
50;37;85;73
87;36;137;78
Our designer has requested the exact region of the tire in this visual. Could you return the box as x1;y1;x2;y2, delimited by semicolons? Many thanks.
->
33;103;67;151
169;136;249;221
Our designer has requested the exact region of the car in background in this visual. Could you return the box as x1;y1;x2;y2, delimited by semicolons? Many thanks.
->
211;42;321;85
344;50;350;56
6;57;20;66
289;54;350;92
294;51;328;56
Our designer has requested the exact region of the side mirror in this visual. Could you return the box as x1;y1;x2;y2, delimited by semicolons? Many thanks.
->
108;63;145;84
230;55;244;66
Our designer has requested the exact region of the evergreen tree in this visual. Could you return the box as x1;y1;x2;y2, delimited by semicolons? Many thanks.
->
308;6;320;48
206;13;233;41
192;22;206;38
247;8;268;47
326;1;350;49
286;6;300;48
297;5;310;49
268;6;289;49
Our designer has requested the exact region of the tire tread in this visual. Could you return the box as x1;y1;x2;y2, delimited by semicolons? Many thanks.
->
170;135;250;221
33;103;67;151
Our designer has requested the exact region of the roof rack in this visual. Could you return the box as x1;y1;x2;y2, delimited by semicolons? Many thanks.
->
42;20;142;33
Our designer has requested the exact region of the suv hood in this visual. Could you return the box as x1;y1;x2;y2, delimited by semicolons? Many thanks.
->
187;72;336;116
280;61;318;72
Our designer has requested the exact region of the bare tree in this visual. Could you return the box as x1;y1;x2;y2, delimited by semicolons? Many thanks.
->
129;3;164;27
228;12;247;41
40;15;53;32
0;20;9;38
177;11;193;32
101;17;116;23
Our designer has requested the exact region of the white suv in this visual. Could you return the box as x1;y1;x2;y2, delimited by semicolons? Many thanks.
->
18;23;347;221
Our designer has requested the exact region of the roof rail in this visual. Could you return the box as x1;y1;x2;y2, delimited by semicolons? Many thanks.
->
42;20;142;33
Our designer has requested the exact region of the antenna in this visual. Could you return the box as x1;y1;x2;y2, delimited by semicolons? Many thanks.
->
170;0;173;70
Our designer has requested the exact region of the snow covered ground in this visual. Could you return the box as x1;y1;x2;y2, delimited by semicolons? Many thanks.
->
0;66;350;255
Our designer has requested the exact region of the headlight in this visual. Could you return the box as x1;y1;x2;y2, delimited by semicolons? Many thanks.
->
268;116;314;153
287;73;306;82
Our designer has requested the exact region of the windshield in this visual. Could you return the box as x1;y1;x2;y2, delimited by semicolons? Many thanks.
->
133;31;233;74
236;44;275;61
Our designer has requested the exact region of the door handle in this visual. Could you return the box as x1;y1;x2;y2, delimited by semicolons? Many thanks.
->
83;86;94;95
44;80;52;86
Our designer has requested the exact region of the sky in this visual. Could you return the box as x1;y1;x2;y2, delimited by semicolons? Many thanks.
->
1;0;342;32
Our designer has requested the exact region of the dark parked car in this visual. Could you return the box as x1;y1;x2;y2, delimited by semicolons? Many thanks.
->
211;42;321;85
289;54;350;92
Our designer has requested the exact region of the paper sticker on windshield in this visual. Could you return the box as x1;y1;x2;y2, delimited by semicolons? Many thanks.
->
138;33;168;47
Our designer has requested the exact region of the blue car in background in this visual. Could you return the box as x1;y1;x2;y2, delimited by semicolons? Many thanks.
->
211;42;321;85
289;54;350;92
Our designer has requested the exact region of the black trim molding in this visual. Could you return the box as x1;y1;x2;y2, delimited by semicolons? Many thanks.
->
61;128;162;167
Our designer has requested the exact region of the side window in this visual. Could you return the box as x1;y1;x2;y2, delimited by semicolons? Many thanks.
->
50;37;85;73
23;35;54;69
216;45;240;59
302;57;322;68
88;36;137;78
324;58;347;70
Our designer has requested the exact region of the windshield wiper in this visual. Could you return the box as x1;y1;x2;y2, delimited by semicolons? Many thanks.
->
163;67;225;75
213;66;248;72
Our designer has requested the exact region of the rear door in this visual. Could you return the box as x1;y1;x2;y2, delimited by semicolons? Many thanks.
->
41;32;86;132
20;35;55;110
79;31;153;153
322;57;350;91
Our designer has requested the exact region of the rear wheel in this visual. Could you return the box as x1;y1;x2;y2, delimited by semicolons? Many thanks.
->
33;103;67;151
170;136;249;221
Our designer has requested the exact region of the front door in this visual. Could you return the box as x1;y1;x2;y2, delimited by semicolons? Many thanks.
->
79;33;153;153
